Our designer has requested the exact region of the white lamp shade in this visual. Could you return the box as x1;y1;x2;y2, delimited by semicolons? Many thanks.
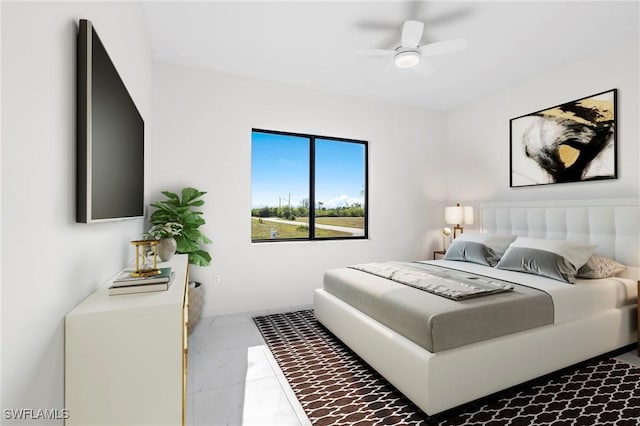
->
464;206;474;225
445;206;464;225
445;205;474;225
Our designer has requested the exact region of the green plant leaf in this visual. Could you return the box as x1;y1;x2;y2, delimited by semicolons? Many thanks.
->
176;235;200;252
151;202;180;216
150;213;174;225
189;250;211;266
183;215;205;226
186;199;205;207
181;228;200;241
182;187;205;205
150;209;173;218
161;191;180;201
196;231;212;245
181;225;212;247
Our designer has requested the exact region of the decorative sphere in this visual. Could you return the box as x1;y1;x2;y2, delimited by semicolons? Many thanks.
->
442;227;452;236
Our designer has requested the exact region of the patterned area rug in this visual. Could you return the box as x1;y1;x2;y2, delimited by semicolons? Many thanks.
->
253;310;640;426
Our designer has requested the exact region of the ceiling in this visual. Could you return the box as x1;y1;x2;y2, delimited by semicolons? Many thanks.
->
141;1;639;111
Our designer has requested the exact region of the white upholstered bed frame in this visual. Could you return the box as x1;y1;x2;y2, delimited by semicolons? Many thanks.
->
314;198;639;416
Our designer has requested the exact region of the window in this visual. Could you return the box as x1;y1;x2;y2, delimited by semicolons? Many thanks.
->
251;129;368;242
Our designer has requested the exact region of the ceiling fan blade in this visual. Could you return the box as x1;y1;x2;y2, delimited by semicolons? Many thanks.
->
356;48;395;57
421;8;472;28
355;21;398;31
421;38;468;56
406;1;422;22
412;60;436;79
401;20;424;48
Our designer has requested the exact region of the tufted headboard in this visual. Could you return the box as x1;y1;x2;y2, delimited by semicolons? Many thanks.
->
480;199;640;272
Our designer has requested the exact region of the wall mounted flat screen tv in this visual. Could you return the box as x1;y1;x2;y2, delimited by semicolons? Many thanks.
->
77;19;144;223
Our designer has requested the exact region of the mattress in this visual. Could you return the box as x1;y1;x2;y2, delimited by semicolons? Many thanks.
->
323;259;637;353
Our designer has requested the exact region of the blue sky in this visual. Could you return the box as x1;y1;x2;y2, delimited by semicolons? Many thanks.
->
251;131;365;209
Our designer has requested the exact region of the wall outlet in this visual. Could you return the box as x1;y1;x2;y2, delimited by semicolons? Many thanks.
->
213;275;221;285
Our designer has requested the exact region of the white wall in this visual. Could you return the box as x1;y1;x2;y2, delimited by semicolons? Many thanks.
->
1;2;151;422
151;62;447;316
445;38;639;211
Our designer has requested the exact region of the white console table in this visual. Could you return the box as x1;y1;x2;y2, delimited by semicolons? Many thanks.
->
65;254;189;425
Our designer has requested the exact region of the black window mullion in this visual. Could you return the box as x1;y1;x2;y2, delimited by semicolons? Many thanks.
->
309;136;316;240
363;142;369;238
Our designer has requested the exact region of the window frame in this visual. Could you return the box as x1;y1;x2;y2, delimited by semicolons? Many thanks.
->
251;128;369;243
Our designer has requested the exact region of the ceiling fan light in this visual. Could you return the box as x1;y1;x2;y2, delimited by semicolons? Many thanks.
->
394;50;420;68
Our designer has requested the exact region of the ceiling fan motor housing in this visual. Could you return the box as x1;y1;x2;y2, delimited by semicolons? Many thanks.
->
394;47;421;68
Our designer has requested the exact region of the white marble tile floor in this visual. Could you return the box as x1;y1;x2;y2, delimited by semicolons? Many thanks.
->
614;347;640;367
186;307;312;426
186;307;640;426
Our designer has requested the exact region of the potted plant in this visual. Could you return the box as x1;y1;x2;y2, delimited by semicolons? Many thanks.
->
148;187;212;266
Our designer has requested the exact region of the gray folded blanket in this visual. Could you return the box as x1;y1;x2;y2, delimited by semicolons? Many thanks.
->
348;261;514;300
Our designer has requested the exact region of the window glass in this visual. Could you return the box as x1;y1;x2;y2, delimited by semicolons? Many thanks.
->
251;131;309;240
251;129;367;242
314;139;366;239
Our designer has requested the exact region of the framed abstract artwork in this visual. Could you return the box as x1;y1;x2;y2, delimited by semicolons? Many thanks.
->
510;89;617;187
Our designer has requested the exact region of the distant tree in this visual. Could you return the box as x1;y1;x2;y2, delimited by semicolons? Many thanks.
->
260;206;271;217
281;206;296;220
296;206;309;217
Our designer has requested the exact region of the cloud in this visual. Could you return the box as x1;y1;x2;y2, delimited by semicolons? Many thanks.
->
317;195;363;208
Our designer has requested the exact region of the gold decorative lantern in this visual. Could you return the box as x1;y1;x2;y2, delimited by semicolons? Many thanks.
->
130;240;161;277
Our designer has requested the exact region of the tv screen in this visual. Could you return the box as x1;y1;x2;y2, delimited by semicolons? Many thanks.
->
77;19;144;223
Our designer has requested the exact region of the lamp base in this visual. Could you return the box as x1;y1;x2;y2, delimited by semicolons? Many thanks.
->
453;225;463;239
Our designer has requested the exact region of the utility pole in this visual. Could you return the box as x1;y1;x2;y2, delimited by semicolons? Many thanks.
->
278;194;292;219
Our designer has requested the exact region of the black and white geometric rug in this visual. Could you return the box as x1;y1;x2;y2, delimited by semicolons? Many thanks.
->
253;310;640;426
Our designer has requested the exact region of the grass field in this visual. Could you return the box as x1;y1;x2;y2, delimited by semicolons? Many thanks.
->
295;216;365;229
251;218;352;240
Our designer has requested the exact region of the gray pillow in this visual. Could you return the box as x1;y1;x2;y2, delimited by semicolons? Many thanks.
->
577;254;627;279
444;241;500;266
496;247;579;283
443;233;516;266
507;237;595;267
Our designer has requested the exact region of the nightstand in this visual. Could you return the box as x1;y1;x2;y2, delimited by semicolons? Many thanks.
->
433;250;446;260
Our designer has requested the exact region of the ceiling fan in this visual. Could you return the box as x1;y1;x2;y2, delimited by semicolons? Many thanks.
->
359;20;467;70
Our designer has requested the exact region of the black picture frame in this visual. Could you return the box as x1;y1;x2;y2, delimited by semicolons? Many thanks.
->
509;89;617;188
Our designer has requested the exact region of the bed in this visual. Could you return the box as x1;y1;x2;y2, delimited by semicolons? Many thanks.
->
314;198;640;416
